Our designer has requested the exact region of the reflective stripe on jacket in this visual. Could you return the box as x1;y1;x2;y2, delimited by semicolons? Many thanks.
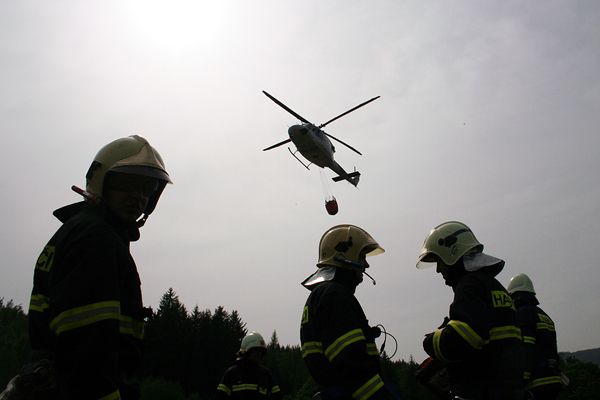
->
216;358;282;400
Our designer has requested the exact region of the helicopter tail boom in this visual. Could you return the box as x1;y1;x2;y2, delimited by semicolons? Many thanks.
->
332;171;360;187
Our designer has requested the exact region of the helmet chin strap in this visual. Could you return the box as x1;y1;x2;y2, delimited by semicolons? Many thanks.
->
333;256;377;285
136;213;148;227
362;270;376;285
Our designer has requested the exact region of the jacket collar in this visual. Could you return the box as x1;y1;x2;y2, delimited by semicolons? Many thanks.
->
53;201;140;242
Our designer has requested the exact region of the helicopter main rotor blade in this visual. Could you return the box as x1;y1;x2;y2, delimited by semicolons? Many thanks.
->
263;138;292;151
323;132;362;156
263;91;310;124
318;96;380;128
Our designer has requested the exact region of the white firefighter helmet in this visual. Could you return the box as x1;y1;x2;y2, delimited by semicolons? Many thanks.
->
302;224;384;288
317;224;384;269
416;221;503;272
239;332;267;354
507;273;536;295
85;135;171;216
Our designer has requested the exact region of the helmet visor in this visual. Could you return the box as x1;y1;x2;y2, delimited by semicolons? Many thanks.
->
416;247;442;269
104;172;161;196
111;165;171;183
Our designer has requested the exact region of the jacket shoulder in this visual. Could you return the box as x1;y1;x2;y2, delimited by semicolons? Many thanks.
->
311;281;351;296
457;271;506;291
59;207;119;241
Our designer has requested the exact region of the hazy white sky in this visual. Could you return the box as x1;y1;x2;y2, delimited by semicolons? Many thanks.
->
2;1;599;362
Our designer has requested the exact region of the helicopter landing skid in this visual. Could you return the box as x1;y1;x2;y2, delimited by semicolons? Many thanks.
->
288;147;311;170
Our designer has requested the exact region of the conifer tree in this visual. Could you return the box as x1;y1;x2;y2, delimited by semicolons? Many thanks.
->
269;330;281;350
143;288;192;385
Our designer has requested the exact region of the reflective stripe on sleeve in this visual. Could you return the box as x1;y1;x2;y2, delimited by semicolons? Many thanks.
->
528;376;562;389
301;341;323;358
352;373;384;400
99;389;121;400
217;384;231;396
536;322;556;332
536;314;555;331
29;294;50;313
489;325;521;341
119;315;145;339
325;328;366;361
50;301;120;336
447;320;486;350
232;384;258;392
366;342;379;356
272;385;281;393
523;335;536;344
432;329;448;362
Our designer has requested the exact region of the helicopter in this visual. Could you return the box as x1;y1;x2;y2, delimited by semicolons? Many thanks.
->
262;90;379;187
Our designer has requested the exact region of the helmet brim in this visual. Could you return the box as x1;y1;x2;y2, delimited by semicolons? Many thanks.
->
416;251;503;271
365;245;385;257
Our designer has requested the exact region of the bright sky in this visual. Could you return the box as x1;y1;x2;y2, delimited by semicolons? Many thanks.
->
2;1;599;362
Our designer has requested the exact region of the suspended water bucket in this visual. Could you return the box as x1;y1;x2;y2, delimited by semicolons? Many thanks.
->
325;197;338;215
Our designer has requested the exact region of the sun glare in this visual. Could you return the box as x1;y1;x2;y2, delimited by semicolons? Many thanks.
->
122;1;226;52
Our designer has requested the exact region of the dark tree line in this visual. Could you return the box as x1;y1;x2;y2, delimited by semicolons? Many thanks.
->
2;293;600;400
140;288;248;398
0;299;30;389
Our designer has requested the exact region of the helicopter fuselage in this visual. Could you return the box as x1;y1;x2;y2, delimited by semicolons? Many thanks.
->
288;123;356;184
288;123;335;168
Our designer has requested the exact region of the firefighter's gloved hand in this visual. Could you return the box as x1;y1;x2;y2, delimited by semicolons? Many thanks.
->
369;326;382;339
423;332;434;357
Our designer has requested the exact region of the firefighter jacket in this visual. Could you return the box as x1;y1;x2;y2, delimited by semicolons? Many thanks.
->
28;202;147;400
513;292;562;396
216;358;282;400
423;269;524;400
300;278;385;400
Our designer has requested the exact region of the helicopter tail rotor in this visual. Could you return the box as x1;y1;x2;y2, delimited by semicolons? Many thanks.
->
332;170;360;187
